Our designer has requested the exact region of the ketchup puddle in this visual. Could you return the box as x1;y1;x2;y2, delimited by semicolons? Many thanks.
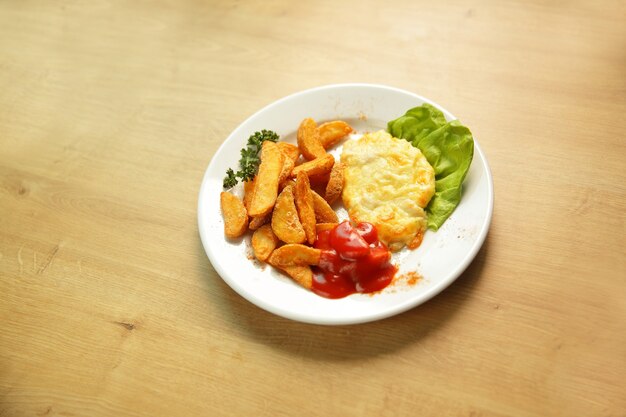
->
312;221;397;299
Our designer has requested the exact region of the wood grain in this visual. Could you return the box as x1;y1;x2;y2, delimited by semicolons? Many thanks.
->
1;1;625;416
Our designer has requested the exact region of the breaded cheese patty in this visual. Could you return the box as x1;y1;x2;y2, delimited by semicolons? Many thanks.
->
341;130;435;251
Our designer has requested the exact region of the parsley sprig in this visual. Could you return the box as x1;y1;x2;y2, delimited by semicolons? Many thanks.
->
223;129;279;188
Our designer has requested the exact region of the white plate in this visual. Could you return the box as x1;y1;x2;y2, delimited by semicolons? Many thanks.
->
198;84;493;325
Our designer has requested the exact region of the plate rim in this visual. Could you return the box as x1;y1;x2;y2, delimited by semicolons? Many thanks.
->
198;83;494;325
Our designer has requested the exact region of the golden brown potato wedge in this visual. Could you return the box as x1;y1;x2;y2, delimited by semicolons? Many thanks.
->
311;190;338;223
249;214;269;230
315;222;338;233
251;224;279;262
294;172;316;245
279;179;296;193
297;118;326;160
268;244;321;266
271;185;306;244
248;141;285;217
290;154;335;178
273;264;313;289
318;120;353;149
324;162;344;205
277;142;300;164
243;179;255;210
278;154;295;185
220;191;248;238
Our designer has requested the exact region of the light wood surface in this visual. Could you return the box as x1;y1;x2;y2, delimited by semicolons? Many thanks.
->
1;1;624;416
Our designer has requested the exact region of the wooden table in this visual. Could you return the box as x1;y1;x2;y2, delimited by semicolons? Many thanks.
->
1;1;624;416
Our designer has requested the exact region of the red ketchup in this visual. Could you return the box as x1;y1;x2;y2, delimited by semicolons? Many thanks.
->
312;221;397;299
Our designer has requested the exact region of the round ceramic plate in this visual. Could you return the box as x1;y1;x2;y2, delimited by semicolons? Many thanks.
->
198;84;493;325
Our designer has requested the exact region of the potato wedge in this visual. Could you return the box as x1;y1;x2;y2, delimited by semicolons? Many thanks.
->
297;118;326;160
274;264;313;289
251;224;279;262
311;190;338;223
278;154;295;185
318;120;353;149
249;214;269;230
277;142;300;164
324;162;344;205
268;244;321;266
271;185;306;244
248;141;285;217
291;154;335;178
243;179;255;210
220;191;248;238
294;171;316;245
315;222;338;233
279;179;296;193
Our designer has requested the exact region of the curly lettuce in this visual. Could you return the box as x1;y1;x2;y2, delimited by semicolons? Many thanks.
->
388;104;474;230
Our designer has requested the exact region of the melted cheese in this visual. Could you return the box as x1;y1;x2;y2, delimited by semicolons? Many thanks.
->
341;130;435;251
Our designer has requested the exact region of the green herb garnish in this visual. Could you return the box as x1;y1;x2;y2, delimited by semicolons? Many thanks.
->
223;168;238;189
223;129;279;188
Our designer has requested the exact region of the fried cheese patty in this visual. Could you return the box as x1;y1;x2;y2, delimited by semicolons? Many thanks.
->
341;130;435;251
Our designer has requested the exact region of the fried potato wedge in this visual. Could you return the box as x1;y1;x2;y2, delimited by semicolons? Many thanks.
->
315;222;338;233
274;264;313;289
220;191;248;238
248;141;285;217
242;179;255;211
297;118;326;160
311;190;338;223
279;179;296;193
271;185;306;244
324;162;344;205
251;224;279;262
318;120;353;149
249;214;269;230
278;154;295;185
295;171;316;245
268;244;321;266
277;142;300;164
291;154;335;178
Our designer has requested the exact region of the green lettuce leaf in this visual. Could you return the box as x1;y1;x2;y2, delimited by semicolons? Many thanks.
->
387;103;448;144
388;105;474;230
